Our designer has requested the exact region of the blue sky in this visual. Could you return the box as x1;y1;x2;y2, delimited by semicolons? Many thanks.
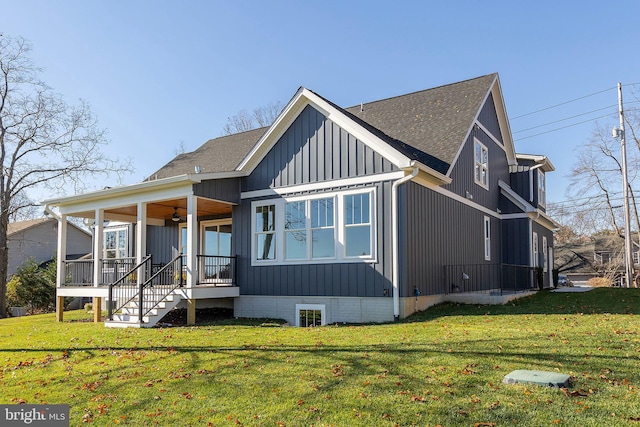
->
2;1;639;205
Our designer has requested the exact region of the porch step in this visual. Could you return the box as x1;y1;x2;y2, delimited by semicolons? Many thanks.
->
105;291;182;328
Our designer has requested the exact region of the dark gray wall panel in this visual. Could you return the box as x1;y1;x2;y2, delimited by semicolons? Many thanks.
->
501;218;529;265
194;178;241;204
243;105;397;191
445;126;510;211
401;182;502;296
147;223;181;265
477;93;503;143
234;181;394;298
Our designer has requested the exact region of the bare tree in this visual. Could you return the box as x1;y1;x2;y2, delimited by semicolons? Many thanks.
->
0;35;131;316
222;101;283;135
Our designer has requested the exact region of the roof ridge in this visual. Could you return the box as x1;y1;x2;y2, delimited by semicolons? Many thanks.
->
344;73;497;110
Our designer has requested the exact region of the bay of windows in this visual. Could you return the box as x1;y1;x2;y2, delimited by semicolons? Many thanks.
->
253;189;374;264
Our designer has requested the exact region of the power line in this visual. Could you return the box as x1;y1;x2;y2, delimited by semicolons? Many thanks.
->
512;104;618;134
511;86;616;119
513;112;617;141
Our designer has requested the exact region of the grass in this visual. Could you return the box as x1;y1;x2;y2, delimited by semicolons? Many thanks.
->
2;288;640;426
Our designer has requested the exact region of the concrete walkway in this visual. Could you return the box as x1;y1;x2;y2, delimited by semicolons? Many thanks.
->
551;284;594;293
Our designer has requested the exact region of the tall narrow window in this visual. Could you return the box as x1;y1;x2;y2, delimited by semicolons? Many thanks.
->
256;204;276;260
311;198;335;258
538;170;546;207
483;216;491;261
344;193;371;257
285;201;307;260
532;232;539;267
542;236;548;272
474;139;489;188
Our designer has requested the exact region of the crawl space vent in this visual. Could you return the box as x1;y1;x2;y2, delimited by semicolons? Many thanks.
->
503;369;571;388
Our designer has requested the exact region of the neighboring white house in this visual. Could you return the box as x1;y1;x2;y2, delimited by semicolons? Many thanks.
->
7;218;92;278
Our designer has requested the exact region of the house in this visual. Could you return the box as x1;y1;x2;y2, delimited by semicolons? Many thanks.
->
555;233;639;284
44;73;558;327
6;218;91;278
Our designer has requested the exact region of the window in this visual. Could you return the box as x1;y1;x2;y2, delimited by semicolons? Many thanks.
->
344;193;371;257
474;139;489;188
104;227;128;259
538;170;546;207
256;204;276;260
296;304;325;327
542;236;548;272
252;189;374;264
483;216;491;261
532;232;539;267
311;198;335;258
285;201;307;260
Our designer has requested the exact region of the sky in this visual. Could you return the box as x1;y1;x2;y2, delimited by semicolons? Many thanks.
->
2;0;640;207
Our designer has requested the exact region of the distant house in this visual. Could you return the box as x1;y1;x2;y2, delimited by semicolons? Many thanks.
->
45;73;558;327
7;218;91;278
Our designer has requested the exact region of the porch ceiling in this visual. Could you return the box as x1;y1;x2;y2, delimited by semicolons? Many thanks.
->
70;198;233;221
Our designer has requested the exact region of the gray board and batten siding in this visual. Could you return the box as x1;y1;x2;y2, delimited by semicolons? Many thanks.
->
243;105;397;192
237;104;398;298
400;181;502;297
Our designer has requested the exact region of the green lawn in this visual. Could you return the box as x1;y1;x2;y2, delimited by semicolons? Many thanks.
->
2;289;640;426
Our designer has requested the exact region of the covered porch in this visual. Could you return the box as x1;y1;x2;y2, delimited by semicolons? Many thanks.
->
44;175;241;327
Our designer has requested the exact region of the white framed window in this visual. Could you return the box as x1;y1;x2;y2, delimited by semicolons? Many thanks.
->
532;232;539;267
104;227;128;259
256;204;276;260
474;138;489;189
542;236;548;272
252;188;375;265
538;170;546;207
483;216;491;261
344;192;371;258
296;304;326;327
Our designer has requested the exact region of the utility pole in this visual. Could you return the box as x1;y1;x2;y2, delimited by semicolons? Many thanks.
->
615;82;634;287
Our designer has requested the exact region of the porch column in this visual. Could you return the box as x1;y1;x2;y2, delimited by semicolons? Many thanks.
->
136;202;147;284
93;209;104;287
186;195;198;287
186;195;197;325
55;213;67;322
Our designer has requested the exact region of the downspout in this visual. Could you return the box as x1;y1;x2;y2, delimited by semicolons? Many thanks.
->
391;163;419;321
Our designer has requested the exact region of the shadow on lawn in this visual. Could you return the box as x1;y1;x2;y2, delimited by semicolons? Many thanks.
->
406;288;640;322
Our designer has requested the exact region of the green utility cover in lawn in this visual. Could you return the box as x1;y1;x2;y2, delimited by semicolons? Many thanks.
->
503;370;571;388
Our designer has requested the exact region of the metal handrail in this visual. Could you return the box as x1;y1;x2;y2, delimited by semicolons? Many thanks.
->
107;255;152;321
137;254;184;323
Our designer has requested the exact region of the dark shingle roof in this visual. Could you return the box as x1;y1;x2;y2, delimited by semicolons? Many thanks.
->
146;127;268;180
343;73;496;174
148;74;497;179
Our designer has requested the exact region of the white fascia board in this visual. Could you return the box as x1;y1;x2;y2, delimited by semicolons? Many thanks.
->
490;75;517;166
498;180;534;212
241;170;405;199
103;213;165;227
534;211;561;231
43;175;199;207
237;88;413;173
54;183;195;216
413;161;452;185
515;154;556;172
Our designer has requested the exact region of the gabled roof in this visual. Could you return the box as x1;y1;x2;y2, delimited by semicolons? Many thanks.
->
7;218;54;236
149;74;507;181
146;127;268;180
343;73;498;174
7;218;91;237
